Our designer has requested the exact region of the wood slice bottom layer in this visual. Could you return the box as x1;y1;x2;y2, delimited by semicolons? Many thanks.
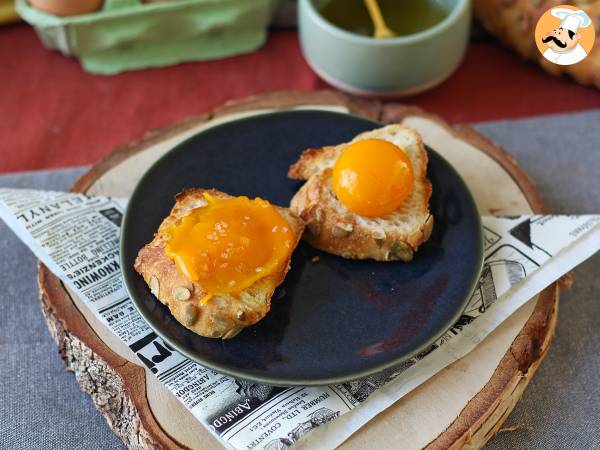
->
37;91;561;450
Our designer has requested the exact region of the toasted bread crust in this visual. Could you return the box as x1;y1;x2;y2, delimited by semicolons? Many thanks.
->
289;125;433;261
288;146;338;180
134;188;304;339
473;0;600;89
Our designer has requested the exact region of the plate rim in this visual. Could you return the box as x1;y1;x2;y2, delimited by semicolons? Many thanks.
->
120;109;484;386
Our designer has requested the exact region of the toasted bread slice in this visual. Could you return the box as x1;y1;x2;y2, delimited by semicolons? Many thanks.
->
134;188;304;339
289;125;433;261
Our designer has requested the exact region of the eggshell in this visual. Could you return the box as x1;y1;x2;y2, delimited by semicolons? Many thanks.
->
28;0;103;16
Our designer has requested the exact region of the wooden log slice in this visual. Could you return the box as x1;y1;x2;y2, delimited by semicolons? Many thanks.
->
38;91;565;450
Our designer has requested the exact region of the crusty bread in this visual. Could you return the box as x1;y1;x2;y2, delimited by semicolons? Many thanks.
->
134;188;304;339
473;0;600;89
288;125;433;262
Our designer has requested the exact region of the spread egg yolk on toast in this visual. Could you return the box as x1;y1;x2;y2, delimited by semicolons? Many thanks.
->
164;194;294;302
331;139;414;217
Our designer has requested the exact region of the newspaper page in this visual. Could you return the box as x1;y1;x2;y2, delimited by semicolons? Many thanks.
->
1;188;598;450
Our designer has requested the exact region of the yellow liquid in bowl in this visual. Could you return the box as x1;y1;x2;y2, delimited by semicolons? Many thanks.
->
318;0;449;37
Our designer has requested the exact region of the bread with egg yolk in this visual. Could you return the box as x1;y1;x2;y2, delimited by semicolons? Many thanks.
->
288;125;433;262
134;188;304;339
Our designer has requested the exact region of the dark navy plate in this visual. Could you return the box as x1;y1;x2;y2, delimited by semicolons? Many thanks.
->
121;110;483;386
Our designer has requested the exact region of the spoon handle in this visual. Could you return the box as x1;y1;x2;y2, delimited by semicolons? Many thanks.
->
363;0;395;38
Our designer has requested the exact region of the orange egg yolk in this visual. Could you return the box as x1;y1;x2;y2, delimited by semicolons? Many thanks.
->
164;194;293;302
332;139;414;217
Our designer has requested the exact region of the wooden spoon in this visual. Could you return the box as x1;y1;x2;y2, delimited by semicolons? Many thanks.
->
363;0;396;38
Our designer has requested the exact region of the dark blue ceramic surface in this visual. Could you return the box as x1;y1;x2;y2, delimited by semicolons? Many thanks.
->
121;110;483;386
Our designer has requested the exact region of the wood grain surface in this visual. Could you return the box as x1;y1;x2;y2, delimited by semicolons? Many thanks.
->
38;91;564;450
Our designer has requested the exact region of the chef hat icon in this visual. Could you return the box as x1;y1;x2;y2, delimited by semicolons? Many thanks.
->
551;8;592;33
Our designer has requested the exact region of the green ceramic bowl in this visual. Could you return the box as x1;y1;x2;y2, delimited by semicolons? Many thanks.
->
298;0;471;96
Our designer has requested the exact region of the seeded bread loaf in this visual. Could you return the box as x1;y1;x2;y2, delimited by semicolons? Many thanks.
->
473;0;600;89
289;125;433;262
134;188;304;339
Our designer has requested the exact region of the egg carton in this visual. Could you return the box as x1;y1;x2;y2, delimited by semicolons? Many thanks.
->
16;0;276;74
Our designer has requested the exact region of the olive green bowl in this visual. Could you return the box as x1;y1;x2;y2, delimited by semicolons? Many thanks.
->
298;0;471;97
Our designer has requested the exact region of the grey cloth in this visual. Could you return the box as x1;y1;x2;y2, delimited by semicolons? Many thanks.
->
476;111;600;449
0;110;599;450
0;168;123;450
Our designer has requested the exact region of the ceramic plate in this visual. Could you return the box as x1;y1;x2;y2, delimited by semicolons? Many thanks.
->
121;110;483;386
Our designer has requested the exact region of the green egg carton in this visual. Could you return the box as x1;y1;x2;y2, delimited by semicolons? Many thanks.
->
16;0;277;74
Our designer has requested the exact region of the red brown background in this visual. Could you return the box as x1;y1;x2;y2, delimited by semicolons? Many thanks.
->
1;24;599;173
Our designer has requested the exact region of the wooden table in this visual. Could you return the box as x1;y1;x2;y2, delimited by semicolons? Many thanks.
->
38;91;569;449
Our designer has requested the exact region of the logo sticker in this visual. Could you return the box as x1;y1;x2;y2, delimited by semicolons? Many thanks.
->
535;5;595;66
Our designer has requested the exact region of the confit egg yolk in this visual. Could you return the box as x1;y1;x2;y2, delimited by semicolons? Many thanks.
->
165;194;293;302
332;139;414;217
